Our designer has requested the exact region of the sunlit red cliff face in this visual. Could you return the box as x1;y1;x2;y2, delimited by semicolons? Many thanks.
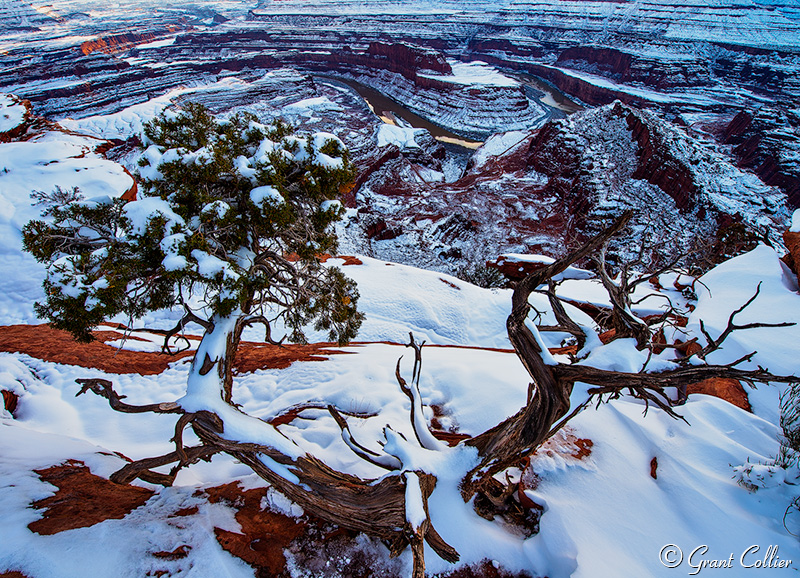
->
80;33;159;55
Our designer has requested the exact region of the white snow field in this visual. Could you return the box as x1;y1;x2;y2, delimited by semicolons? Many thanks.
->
0;99;799;578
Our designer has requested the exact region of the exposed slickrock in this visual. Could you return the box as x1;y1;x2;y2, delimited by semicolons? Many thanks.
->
203;482;306;577
0;324;345;375
686;377;752;412
783;230;800;283
1;389;18;415
28;460;154;535
203;481;409;577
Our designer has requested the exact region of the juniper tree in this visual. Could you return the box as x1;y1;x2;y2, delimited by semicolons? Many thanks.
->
23;102;363;403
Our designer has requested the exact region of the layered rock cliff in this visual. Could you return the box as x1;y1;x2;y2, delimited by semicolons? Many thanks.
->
723;107;800;208
336;101;789;273
2;0;796;274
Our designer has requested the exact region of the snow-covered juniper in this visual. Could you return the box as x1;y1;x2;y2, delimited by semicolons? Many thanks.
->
22;102;363;402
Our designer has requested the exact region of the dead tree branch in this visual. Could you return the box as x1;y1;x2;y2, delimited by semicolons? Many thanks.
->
77;371;459;576
693;281;795;361
76;378;183;414
110;445;219;486
460;211;798;499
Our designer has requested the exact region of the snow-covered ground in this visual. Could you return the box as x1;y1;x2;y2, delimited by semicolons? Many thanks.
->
418;60;520;88
0;130;134;324
0;94;27;134
1;96;799;578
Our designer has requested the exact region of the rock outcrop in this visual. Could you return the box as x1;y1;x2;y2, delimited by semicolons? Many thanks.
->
28;461;155;535
783;228;800;284
277;41;548;139
556;46;710;90
80;31;164;56
341;102;789;273
723;107;800;208
2;1;795;276
0;94;32;142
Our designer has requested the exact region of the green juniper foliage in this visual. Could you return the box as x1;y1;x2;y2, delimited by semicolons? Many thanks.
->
23;102;363;345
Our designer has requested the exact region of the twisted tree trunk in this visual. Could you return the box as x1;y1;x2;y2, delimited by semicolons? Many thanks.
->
463;212;634;492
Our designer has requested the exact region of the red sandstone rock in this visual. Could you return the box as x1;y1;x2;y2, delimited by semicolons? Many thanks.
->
612;101;699;212
120;167;138;201
367;41;451;77
0;324;344;376
724;107;800;208
28;461;154;535
204;482;305;576
486;256;547;282
686;377;751;412
2;390;18;415
440;560;535;578
598;329;617;344
784;231;800;284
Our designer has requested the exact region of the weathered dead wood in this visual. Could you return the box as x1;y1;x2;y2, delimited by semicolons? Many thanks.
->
591;239;652;349
396;334;445;452
559;363;797;395
172;412;196;465
80;377;459;573
75;210;799;576
161;307;211;354
76;378;182;414
462;211;798;498
328;404;402;470
205;431;459;565
537;279;588;352
694;281;795;361
110;445;219;485
463;212;634;492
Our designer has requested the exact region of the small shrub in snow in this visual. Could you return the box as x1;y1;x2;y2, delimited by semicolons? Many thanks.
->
455;262;506;289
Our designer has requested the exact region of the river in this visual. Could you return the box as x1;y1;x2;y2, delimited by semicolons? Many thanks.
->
314;71;580;154
513;73;583;114
315;75;484;150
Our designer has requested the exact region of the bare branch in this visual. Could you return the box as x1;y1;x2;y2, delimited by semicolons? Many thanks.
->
541;279;587;350
110;445;218;486
161;308;210;354
171;413;196;465
240;314;286;345
693;282;796;360
396;335;445;451
328;405;401;470
76;378;183;414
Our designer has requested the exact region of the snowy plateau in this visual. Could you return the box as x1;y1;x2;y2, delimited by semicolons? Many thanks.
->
1;1;800;578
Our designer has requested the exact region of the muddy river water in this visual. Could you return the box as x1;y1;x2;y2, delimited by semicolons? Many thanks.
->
315;71;580;152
